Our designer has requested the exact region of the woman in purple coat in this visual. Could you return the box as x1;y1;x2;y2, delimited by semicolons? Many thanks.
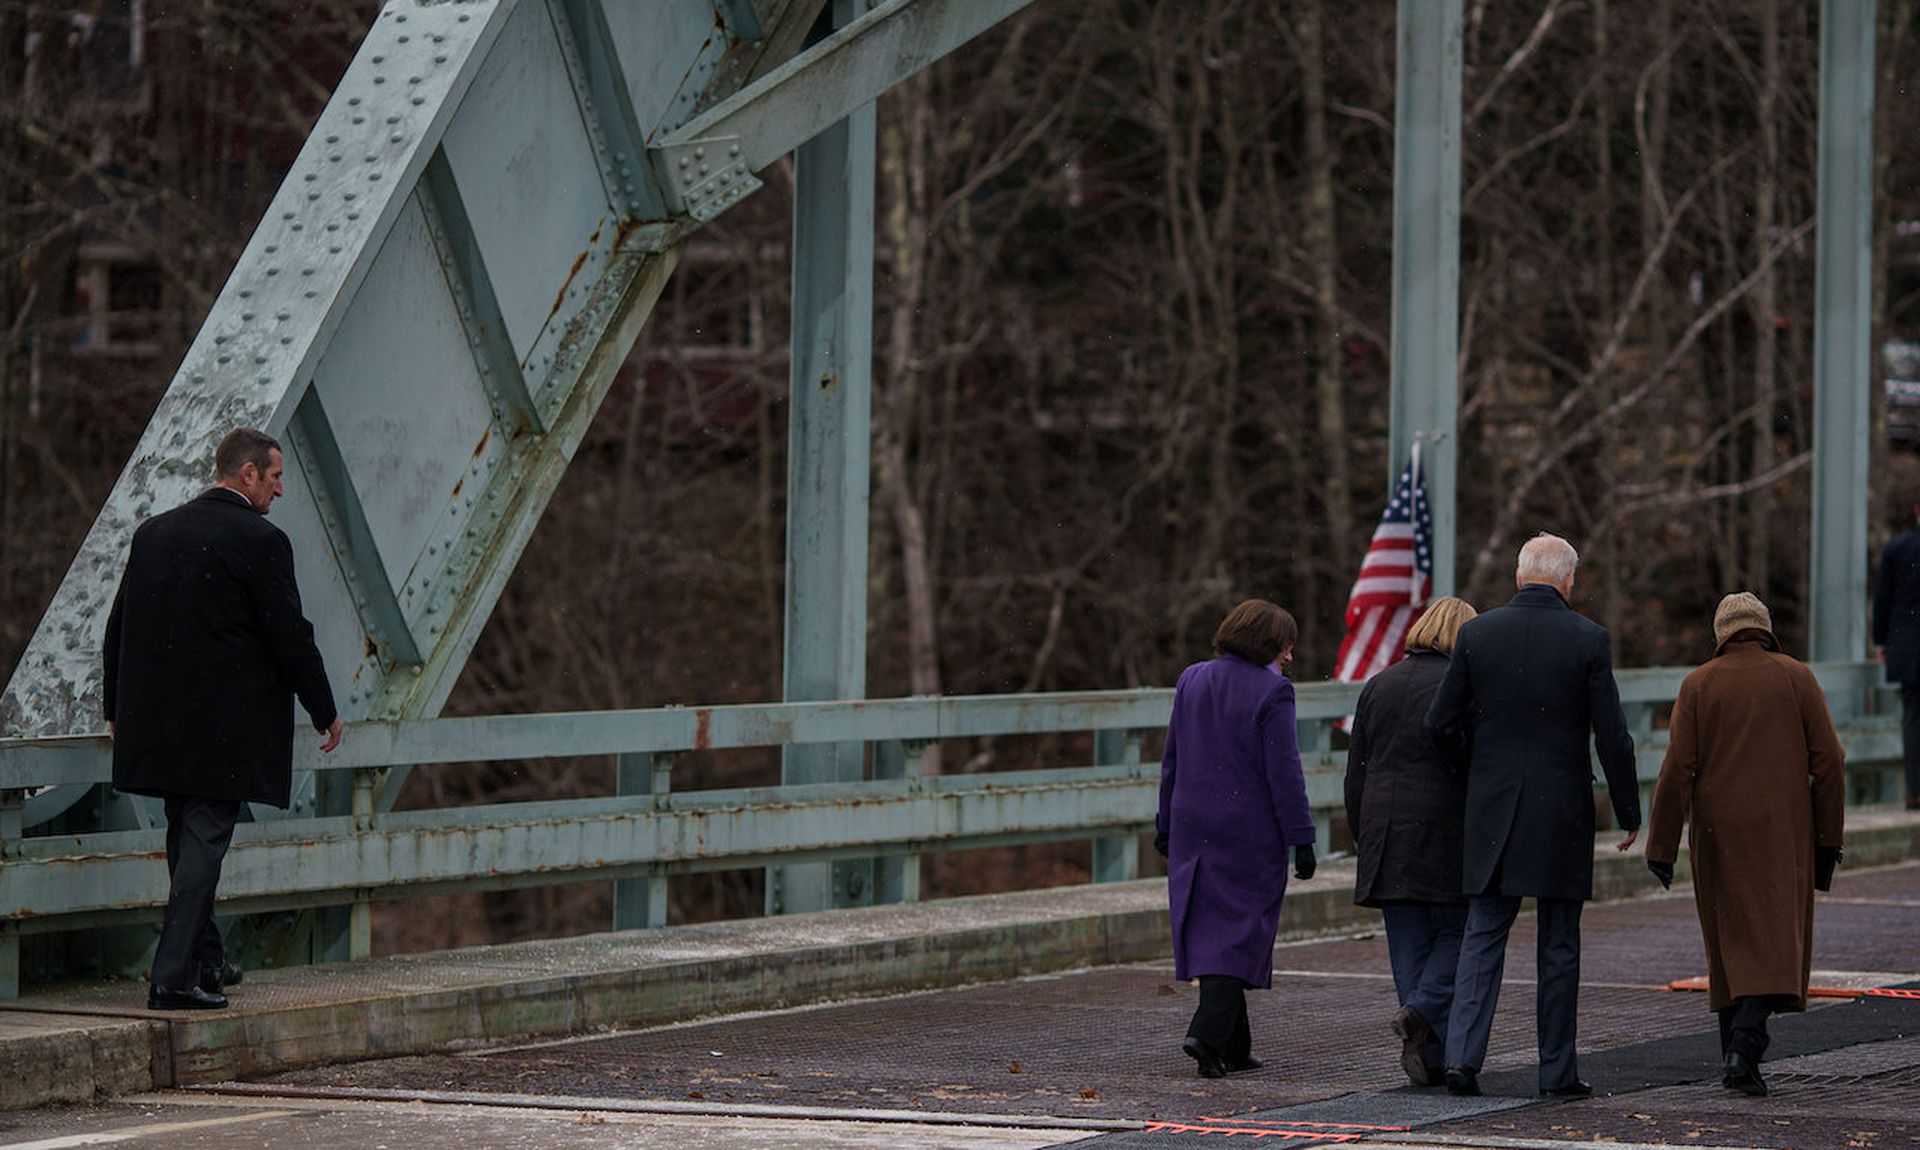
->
1155;599;1319;1078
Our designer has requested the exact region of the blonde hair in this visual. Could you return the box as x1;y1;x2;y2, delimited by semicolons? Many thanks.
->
1405;596;1477;654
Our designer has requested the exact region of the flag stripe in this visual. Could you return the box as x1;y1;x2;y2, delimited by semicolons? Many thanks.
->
1334;452;1435;702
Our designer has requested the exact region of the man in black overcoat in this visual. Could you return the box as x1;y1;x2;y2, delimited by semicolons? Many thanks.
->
104;427;343;1009
1872;502;1920;810
1424;533;1640;1097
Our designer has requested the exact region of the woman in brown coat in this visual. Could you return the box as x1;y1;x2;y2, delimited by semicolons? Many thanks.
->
1646;592;1846;1097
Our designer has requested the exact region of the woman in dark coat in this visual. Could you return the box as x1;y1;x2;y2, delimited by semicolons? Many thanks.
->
1156;599;1319;1078
1343;596;1476;1087
1646;592;1846;1097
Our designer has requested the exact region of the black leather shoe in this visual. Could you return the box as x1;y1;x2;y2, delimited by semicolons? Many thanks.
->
1540;1078;1593;1098
1223;1054;1263;1073
1392;1005;1433;1087
1425;1067;1448;1087
1183;1037;1227;1079
1724;1052;1767;1096
199;960;243;994
148;984;227;1011
1444;1066;1480;1096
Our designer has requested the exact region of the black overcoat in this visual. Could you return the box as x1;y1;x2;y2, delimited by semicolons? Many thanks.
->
104;489;337;807
1424;584;1640;901
1344;648;1468;907
1873;526;1920;685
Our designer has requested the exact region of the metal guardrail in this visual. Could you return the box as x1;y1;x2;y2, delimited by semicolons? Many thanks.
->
0;661;1903;998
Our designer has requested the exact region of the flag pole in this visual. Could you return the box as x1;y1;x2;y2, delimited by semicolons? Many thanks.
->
1410;439;1424;605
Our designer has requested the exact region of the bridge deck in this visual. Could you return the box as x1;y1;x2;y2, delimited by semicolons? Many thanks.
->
1;809;1917;1148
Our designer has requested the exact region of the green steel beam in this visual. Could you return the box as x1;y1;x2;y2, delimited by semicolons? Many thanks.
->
417;150;544;434
649;0;1036;220
773;0;878;917
1386;0;1462;597
288;391;423;669
1809;0;1877;664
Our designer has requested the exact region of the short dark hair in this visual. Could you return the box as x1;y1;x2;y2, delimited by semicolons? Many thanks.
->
214;428;280;479
1212;599;1298;665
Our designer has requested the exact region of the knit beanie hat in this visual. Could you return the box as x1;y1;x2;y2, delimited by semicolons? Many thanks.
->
1712;591;1773;647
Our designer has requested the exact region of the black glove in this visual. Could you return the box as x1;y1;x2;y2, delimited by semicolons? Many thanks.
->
1153;831;1169;859
1293;842;1316;881
1646;859;1673;889
1814;845;1843;892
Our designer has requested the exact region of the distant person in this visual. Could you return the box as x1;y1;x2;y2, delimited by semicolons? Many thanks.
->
1646;592;1845;1097
104;428;343;1010
1155;599;1318;1078
1344;595;1477;1088
1425;534;1641;1098
1872;502;1920;810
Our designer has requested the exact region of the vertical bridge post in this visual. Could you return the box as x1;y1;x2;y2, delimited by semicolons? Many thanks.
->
1386;0;1462;597
770;0;878;916
1809;0;1876;672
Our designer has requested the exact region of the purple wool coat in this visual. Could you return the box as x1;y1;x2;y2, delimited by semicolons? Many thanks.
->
1156;655;1318;988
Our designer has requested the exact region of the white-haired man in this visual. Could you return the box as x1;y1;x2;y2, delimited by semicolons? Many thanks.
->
1424;533;1641;1098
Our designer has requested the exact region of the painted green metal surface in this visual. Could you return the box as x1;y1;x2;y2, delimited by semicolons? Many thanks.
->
1809;0;1877;664
775;0;880;917
1385;0;1461;596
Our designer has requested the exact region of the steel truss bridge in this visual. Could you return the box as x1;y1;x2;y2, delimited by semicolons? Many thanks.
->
0;0;1892;997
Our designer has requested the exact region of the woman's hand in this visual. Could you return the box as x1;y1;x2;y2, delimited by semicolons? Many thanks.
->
1292;843;1316;881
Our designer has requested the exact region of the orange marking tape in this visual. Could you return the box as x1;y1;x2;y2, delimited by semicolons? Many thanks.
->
1667;976;1863;999
1865;987;1920;1000
1197;1117;1412;1132
1146;1120;1361;1140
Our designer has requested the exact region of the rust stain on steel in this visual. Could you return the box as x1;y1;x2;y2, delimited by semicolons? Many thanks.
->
612;216;645;256
471;425;490;457
363;635;379;660
694;710;712;750
549;246;593;320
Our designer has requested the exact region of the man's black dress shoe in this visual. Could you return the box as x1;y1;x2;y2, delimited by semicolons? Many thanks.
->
1723;1051;1767;1096
199;960;243;994
1223;1054;1263;1073
148;984;227;1011
1540;1078;1593;1098
1425;1067;1448;1087
1183;1037;1227;1079
1444;1066;1480;1096
1392;1005;1433;1087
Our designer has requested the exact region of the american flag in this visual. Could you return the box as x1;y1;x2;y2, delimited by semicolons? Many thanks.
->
1334;447;1434;684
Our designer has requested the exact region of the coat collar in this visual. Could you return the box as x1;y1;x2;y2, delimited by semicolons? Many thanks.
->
1507;583;1570;610
1714;628;1781;657
199;486;253;510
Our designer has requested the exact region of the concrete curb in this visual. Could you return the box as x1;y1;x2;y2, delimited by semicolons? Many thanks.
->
1;806;1914;1110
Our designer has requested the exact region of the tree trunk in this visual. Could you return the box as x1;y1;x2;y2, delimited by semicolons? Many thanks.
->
1295;0;1354;582
1745;0;1780;592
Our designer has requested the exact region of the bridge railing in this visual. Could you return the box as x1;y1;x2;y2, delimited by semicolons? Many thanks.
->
0;660;1901;998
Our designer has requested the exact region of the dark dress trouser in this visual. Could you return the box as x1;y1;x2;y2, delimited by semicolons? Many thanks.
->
1382;904;1469;1070
1445;895;1584;1089
1902;684;1920;802
1188;976;1252;1061
152;796;243;990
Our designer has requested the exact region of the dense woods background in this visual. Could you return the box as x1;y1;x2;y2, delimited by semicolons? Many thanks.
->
2;0;1918;951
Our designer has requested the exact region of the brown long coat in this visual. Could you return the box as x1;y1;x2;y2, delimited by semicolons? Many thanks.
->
1646;630;1846;1011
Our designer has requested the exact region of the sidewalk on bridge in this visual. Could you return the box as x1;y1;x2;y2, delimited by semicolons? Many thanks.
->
3;805;1916;1112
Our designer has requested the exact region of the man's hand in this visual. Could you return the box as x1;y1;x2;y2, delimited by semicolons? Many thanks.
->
1814;845;1843;892
1293;842;1316;881
1616;826;1639;852
320;717;344;753
107;722;114;742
